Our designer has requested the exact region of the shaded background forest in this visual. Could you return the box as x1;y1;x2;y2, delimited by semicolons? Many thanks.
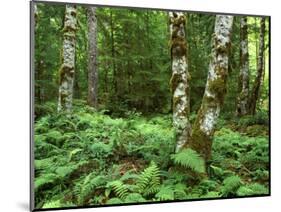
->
33;3;270;210
35;4;269;117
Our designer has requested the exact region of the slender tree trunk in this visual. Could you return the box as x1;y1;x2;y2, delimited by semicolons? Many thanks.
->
249;17;265;115
236;17;249;116
169;12;191;152
255;18;259;71
87;7;98;108
110;11;117;95
34;4;41;104
58;5;77;112
186;15;233;163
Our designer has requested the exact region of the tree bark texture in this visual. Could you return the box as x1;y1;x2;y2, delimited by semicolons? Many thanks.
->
187;15;234;162
58;5;77;112
249;17;265;115
236;17;249;116
169;12;191;152
87;7;98;108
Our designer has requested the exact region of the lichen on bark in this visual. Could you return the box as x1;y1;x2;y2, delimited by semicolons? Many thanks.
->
236;17;250;116
169;12;191;152
185;15;234;163
58;5;77;113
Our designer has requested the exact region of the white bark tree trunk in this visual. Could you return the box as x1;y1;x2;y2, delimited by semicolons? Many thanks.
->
169;12;191;152
236;17;249;116
58;5;77;113
188;15;233;162
87;7;98;108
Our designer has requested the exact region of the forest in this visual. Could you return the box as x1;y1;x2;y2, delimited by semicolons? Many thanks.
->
33;2;270;210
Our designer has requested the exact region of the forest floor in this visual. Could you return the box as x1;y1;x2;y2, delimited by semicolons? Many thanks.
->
34;102;269;209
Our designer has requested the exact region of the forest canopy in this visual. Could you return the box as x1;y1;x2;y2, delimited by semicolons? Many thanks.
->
33;2;270;210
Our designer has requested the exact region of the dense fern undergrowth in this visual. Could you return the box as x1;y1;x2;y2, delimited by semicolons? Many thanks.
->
34;102;269;209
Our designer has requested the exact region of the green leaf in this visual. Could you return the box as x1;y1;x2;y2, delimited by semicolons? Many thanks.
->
171;149;205;173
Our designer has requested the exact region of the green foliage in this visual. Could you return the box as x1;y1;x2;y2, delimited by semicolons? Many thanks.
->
237;183;269;196
107;180;129;200
155;185;174;201
42;200;61;209
75;173;108;205
106;198;123;204
89;142;112;157
124;193;146;203
34;103;269;208
171;149;205;173
35;173;59;192
33;3;269;209
136;161;161;195
221;176;242;197
236;111;269;127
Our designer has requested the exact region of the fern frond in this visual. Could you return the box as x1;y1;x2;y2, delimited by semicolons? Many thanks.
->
201;191;221;198
35;157;56;170
171;149;205;173
221;175;242;196
155;185;174;201
107;180;129;200
173;183;187;199
35;173;58;192
75;173;107;204
237;183;268;196
136;161;160;195
106;197;123;204
42;200;61;209
124;193;146;203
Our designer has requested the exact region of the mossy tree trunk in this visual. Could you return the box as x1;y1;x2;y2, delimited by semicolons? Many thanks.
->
185;15;233;163
249;17;265;115
169;12;191;152
236;17;249;116
87;7;98;108
58;5;77;112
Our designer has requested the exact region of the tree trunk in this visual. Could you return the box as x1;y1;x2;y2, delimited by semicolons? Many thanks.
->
186;15;233;162
58;5;77;112
169;12;191;152
236;17;249;116
249;17;265;115
87;7;98;108
110;11;117;96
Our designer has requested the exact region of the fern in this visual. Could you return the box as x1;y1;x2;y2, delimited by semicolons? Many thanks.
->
237;183;268;196
42;200;61;209
106;197;123;204
155;185;174;201
221;175;242;196
55;166;76;178
173;183;187;199
35;173;59;192
201;191;221;198
35;157;56;170
124;193;146;203
75;173;107;204
119;170;139;182
107;180;129;200
171;149;205;173
89;142;112;157
136;161;160;195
